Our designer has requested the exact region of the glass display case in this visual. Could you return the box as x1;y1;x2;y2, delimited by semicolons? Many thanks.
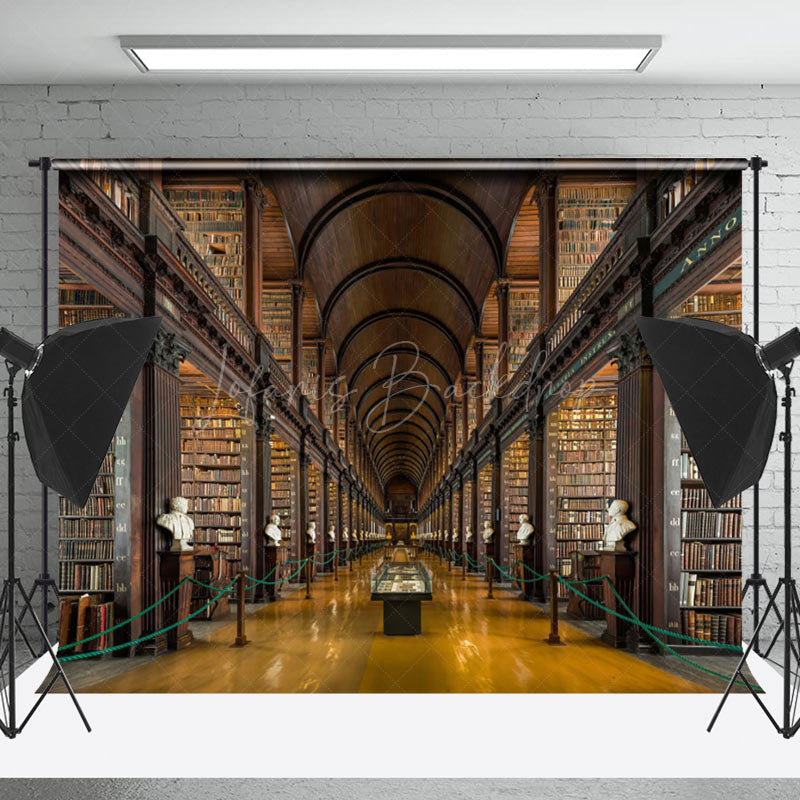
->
370;561;433;635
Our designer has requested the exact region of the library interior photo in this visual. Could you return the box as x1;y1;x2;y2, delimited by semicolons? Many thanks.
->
46;157;746;695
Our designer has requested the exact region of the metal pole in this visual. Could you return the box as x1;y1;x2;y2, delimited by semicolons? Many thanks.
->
782;366;792;736
5;364;19;735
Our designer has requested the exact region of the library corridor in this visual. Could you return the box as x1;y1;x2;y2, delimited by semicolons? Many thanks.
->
52;159;746;694
61;551;710;695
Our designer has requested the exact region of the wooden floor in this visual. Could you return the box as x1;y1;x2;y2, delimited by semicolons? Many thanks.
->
75;552;711;694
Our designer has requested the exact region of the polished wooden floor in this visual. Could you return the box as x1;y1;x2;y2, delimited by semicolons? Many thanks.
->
79;552;709;694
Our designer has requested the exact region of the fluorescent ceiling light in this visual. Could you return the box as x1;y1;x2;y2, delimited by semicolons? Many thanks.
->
121;36;661;74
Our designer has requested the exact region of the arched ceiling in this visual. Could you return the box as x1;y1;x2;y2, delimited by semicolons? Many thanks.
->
269;171;533;491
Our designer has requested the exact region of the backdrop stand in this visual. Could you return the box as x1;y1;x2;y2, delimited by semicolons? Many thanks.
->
0;360;90;738
24;157;59;654
742;155;769;655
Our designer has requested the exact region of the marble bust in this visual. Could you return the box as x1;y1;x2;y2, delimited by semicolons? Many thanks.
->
328;525;336;542
156;496;195;552
482;520;494;543
465;525;473;542
603;499;637;552
516;513;535;544
306;521;317;544
342;527;349;541
264;513;282;546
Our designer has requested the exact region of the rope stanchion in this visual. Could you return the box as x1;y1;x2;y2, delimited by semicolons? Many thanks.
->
234;570;248;647
59;577;237;662
547;571;564;645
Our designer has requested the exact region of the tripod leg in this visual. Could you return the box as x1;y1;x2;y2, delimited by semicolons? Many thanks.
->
708;584;782;732
13;585;90;734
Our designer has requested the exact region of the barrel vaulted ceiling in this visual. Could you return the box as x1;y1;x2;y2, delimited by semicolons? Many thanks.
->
269;171;533;491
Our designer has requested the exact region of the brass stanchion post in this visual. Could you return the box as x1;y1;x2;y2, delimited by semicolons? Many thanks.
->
547;570;564;646
234;569;248;647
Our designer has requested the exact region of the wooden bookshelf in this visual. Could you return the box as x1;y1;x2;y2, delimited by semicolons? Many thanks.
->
657;163;713;225
303;346;318;401
270;434;298;569
262;290;292;379
547;389;617;598
56;267;123;652
179;393;246;591
502;432;529;577
165;187;245;311
666;268;743;647
556;182;636;311
80;163;139;224
508;288;539;373
477;462;493;563
482;344;499;407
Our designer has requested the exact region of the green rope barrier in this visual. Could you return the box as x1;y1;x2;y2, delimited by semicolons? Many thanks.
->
57;576;192;652
490;559;547;584
244;560;309;587
556;574;756;690
58;577;238;662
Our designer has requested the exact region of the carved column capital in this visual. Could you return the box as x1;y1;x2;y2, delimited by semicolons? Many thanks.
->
614;330;652;378
146;329;190;375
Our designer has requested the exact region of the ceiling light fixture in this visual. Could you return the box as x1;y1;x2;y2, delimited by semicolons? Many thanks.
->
120;35;661;74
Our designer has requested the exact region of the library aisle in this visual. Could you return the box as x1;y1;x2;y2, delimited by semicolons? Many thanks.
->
66;554;708;695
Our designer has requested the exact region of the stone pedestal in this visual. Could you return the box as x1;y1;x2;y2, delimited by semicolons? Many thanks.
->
264;543;287;601
600;550;637;649
159;550;195;650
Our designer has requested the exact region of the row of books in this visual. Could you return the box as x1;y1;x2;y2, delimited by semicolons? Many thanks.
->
679;573;742;607
59;562;114;592
59;539;114;560
181;467;240;482
558;449;615;462
682;488;741;509
682;541;741;571
181;440;241;454
181;483;240;497
682;510;742;539
681;453;702;480
681;292;742;313
60;308;122;326
58;596;115;652
192;513;242;527
189;497;241;513
86;168;139;223
658;169;704;224
556;474;614;487
58;288;113;306
558;461;616;475
557;510;605;523
555;524;605;540
60;496;114;517
58;518;114;538
680;610;741;646
182;454;240;468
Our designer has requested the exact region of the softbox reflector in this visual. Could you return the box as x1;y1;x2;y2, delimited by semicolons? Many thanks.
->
637;315;776;508
22;316;161;507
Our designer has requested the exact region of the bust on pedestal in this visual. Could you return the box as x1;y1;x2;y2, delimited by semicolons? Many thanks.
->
515;513;536;600
599;499;638;648
263;513;284;601
156;497;196;650
482;520;494;584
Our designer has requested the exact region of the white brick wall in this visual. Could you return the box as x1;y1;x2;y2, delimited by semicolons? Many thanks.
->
1;81;799;652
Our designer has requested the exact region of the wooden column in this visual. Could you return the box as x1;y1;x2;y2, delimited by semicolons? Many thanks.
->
474;342;485;424
138;328;187;655
528;413;546;601
491;433;504;570
332;386;340;451
298;438;309;569
469;456;479;569
614;331;660;645
244;178;266;330
450;405;457;463
291;281;304;388
461;376;469;445
317;341;326;423
535;176;558;330
253;413;273;600
497;279;511;394
321;457;330;570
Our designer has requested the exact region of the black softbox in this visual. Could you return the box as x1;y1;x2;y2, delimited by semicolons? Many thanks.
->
637;315;776;508
21;316;161;507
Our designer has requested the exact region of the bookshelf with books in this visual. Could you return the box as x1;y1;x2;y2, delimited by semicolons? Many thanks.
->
545;389;617;599
303;346;318;401
180;392;248;600
270;434;298;573
509;288;539;373
164;186;245;311
262;289;293;380
657;265;745;648
483;345;499;407
477;461;493;564
57;267;127;652
80;163;140;224
502;432;530;582
556;181;636;312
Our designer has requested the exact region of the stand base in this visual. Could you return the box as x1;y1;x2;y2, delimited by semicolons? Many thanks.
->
0;578;91;738
708;577;800;739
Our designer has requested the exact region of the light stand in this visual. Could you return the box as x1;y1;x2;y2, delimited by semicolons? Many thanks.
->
0;360;90;738
742;155;770;655
24;157;59;653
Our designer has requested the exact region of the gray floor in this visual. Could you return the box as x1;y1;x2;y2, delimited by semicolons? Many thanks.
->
0;780;797;800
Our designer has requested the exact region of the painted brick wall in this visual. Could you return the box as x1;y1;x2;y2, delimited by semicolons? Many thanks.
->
1;82;799;661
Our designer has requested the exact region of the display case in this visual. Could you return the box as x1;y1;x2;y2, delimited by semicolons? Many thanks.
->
370;561;433;635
